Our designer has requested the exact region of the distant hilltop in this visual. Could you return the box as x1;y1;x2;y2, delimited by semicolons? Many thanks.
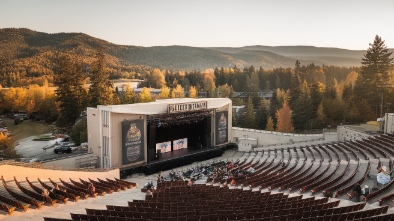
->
1;28;393;70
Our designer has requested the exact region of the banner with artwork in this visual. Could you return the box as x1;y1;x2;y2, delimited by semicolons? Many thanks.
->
173;138;187;150
215;111;228;145
156;141;171;153
122;120;145;165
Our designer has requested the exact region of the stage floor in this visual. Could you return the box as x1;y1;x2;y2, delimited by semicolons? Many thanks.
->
120;143;236;177
148;147;220;165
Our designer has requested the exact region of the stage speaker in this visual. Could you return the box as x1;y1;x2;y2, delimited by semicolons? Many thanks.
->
149;123;156;149
148;147;156;161
205;117;212;134
147;123;157;162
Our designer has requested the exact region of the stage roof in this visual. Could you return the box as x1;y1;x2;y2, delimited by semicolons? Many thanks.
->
90;98;231;115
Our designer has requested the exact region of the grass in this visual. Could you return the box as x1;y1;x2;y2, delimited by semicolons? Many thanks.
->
2;118;55;142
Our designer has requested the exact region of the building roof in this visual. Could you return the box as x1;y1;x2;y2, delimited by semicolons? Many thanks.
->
91;98;231;115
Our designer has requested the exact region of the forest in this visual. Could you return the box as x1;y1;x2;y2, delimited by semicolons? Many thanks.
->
0;35;393;136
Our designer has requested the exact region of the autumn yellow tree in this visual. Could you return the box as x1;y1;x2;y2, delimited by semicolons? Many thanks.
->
276;100;294;132
189;86;197;98
147;69;166;88
2;87;28;112
171;85;185;98
265;116;275;131
0;133;18;158
122;85;138;104
202;69;216;97
26;84;46;114
139;87;153;102
157;86;170;99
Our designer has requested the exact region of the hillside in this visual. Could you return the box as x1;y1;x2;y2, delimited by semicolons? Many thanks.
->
1;28;390;75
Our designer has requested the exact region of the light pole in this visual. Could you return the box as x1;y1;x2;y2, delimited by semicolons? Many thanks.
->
376;81;393;117
385;103;391;114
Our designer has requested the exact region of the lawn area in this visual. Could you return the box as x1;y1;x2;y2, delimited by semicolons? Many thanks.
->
2;118;55;142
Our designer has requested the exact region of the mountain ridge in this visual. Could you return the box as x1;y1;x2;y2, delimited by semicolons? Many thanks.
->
1;28;392;71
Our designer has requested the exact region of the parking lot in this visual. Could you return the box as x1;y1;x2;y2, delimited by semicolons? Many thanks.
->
15;134;87;162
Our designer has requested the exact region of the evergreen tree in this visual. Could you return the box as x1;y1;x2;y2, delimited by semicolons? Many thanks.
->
309;82;324;128
356;35;394;108
89;51;114;106
54;54;87;127
361;35;394;83
292;81;312;131
288;73;302;110
240;96;257;129
294;60;301;74
256;101;268;130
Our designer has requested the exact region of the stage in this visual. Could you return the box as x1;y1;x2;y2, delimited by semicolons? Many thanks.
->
119;143;237;178
145;147;222;174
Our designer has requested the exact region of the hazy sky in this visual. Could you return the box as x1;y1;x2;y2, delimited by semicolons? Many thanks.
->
1;0;393;49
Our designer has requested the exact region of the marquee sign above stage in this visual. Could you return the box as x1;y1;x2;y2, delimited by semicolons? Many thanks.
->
168;101;207;113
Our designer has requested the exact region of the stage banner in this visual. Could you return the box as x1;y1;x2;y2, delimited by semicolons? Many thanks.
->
156;141;171;153
173;138;187;150
122;120;145;165
215;111;228;145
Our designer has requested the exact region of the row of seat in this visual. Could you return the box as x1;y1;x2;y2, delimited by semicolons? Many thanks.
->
0;188;30;211
14;176;57;206
26;177;70;204
1;175;44;209
38;177;81;202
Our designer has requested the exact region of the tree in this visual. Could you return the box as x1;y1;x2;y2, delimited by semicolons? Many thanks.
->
292;81;312;131
54;54;88;127
216;84;234;98
361;35;394;83
356;35;394;108
265;116;275;131
276;100;294;133
256;101;268;130
2;87;28;112
0;133;18;159
239;96;257;129
121;85;138;104
89;51;115;106
171;85;185;98
189;86;197;98
157;86;170;99
202;70;216;97
70;119;87;146
294;60;301;74
147;69;166;88
288;73;302;110
139;87;153;103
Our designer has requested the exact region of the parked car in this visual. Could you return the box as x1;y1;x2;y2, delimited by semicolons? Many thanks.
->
13;113;29;120
54;141;76;154
54;145;72;154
